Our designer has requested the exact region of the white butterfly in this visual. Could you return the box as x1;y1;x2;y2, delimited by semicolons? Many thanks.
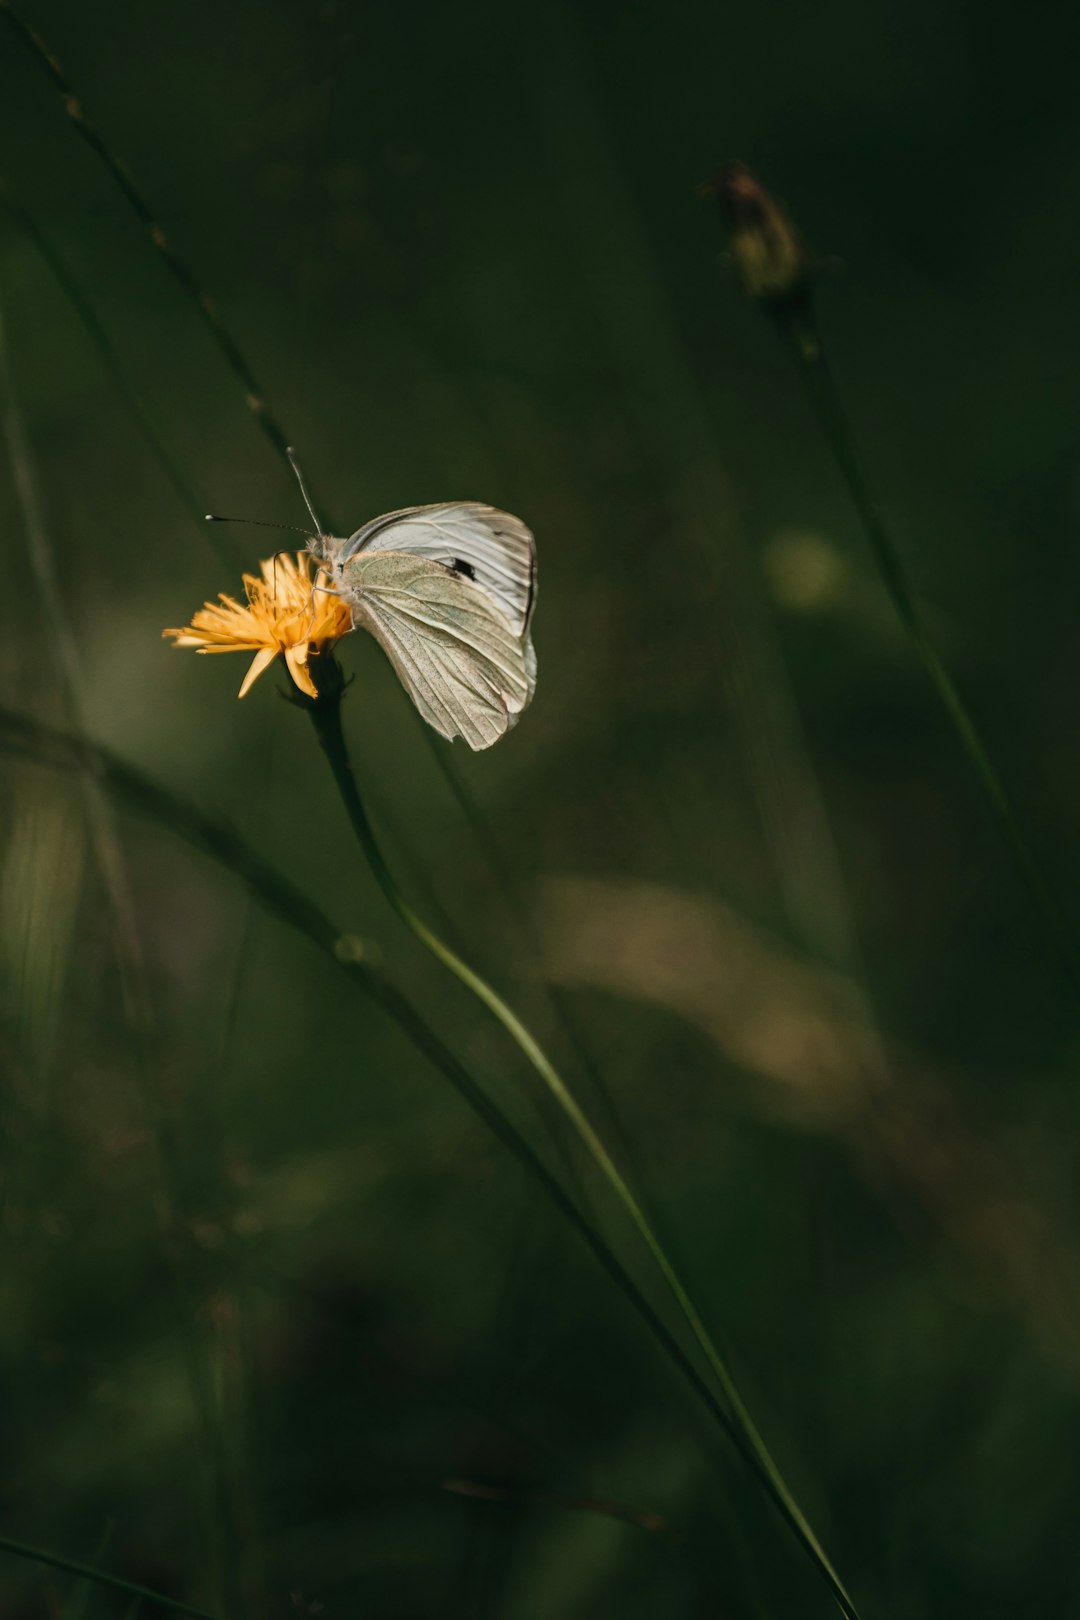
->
309;502;537;751
269;451;537;750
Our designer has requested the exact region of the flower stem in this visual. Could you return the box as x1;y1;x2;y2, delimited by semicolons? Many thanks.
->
0;699;858;1611
772;307;1080;1002
306;691;860;1620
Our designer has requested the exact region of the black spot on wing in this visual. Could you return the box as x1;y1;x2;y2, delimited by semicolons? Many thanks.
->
450;557;476;579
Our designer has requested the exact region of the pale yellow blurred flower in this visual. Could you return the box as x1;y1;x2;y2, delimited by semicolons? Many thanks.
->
163;552;351;699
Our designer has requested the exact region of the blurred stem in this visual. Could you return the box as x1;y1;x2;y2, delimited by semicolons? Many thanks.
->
1;701;858;1619
773;306;1080;1002
306;690;859;1620
0;1532;217;1620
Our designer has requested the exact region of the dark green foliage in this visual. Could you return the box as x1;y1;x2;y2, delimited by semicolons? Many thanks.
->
1;2;1078;1616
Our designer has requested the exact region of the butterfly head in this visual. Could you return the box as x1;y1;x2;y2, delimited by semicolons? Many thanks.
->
305;531;349;573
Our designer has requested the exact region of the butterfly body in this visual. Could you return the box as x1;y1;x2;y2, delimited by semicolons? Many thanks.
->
307;502;537;751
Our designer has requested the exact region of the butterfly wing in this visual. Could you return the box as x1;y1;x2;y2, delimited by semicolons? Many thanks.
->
342;550;534;750
338;503;536;638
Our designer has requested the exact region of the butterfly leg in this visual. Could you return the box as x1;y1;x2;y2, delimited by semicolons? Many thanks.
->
307;577;347;628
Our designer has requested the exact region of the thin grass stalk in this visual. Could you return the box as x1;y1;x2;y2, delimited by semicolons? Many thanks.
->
709;158;1080;1002
769;306;1080;998
0;701;861;1619
305;690;858;1619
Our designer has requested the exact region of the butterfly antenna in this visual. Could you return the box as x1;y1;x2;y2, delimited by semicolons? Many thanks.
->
205;514;312;536
286;446;325;535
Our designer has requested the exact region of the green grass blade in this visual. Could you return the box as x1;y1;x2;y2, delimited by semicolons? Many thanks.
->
0;701;861;1618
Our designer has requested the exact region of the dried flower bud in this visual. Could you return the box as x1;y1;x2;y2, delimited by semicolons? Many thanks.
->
707;161;813;311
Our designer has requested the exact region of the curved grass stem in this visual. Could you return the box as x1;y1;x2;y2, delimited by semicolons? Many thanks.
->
1;701;859;1619
306;691;859;1619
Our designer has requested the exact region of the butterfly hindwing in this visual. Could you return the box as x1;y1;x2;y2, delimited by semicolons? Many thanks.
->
340;550;532;750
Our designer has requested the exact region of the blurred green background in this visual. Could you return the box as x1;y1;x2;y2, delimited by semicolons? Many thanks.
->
2;0;1080;1614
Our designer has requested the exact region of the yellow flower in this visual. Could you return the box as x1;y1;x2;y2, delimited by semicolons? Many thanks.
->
163;552;351;699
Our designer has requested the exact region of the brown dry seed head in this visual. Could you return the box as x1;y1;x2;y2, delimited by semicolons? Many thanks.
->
706;161;813;310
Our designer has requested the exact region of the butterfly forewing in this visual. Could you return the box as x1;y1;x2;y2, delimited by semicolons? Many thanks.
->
342;551;533;750
339;503;536;637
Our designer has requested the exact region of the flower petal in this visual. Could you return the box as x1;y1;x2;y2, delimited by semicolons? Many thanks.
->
284;641;318;700
238;646;279;698
163;631;209;648
164;550;351;701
